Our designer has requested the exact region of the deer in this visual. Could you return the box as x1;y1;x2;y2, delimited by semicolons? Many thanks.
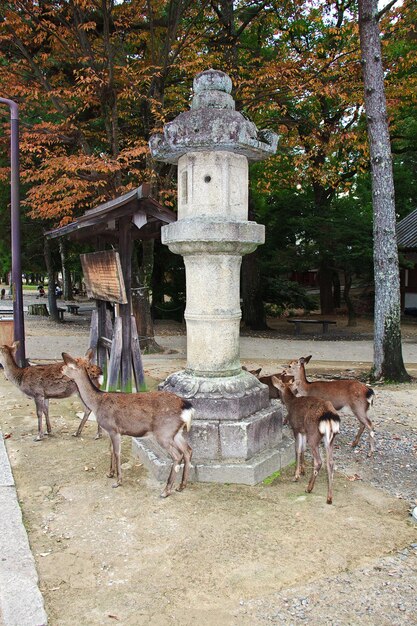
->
285;355;375;455
242;366;294;399
0;342;103;441
61;352;194;497
271;376;340;504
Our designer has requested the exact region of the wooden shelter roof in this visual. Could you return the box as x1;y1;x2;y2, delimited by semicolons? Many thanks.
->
45;183;176;243
397;207;417;250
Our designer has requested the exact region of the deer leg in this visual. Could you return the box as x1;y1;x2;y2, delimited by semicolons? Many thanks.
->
109;433;122;488
352;404;375;456
294;433;306;481
33;397;45;441
174;430;192;492
351;422;365;448
43;399;52;434
73;407;90;437
300;451;306;476
306;445;322;494
107;438;116;478
324;439;335;505
160;444;184;498
73;401;103;439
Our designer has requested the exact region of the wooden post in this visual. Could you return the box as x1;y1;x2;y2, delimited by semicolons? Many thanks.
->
97;300;107;372
88;309;99;360
131;315;145;390
119;216;132;391
107;316;123;391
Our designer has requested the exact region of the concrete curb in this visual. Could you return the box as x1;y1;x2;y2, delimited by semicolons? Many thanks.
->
0;433;48;626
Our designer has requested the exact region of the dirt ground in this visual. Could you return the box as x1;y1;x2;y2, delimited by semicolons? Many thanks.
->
0;313;416;625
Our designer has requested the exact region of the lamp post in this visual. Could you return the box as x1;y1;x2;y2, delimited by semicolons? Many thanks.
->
0;98;26;366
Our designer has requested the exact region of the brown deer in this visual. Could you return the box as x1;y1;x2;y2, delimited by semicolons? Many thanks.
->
242;366;294;399
272;376;340;504
0;342;103;441
285;355;375;455
62;352;194;497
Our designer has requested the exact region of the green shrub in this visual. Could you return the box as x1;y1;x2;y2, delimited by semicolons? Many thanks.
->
264;277;318;312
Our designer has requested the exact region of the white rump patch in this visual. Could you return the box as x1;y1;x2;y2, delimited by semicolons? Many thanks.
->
318;420;327;436
319;419;339;441
181;407;194;432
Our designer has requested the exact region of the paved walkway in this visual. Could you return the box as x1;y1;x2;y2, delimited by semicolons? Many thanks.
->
0;434;48;626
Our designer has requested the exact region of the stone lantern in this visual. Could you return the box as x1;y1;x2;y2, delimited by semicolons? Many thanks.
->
133;69;292;484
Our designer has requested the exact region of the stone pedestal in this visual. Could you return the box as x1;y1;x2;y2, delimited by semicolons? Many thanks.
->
132;69;292;484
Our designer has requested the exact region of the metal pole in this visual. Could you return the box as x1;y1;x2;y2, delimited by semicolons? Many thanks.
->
0;98;26;365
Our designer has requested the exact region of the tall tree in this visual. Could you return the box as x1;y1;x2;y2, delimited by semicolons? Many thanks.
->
358;0;410;381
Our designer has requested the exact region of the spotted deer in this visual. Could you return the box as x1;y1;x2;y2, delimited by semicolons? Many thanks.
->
0;342;102;440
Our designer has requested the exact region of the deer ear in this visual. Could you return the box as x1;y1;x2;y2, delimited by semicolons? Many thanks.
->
305;355;312;363
11;340;20;352
62;352;76;366
84;347;94;361
271;375;282;389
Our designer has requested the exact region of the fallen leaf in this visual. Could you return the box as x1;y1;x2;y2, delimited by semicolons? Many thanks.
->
4;433;11;439
347;474;362;481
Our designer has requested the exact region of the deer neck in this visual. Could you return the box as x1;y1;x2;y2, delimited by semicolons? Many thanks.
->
72;368;101;412
295;365;309;389
1;353;24;386
281;386;296;409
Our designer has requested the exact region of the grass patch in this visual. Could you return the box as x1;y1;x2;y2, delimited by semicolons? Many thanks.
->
263;469;281;485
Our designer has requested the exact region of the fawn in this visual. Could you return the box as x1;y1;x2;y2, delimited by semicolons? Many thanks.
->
242;366;294;399
272;376;340;504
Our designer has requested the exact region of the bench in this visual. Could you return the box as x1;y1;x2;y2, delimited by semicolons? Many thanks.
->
78;307;94;315
66;304;80;315
287;319;337;335
57;307;65;321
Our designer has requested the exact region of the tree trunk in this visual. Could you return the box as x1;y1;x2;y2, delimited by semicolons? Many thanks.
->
318;260;334;315
344;271;357;327
358;0;409;381
333;271;341;309
132;239;163;353
241;250;267;330
59;237;72;300
44;238;59;322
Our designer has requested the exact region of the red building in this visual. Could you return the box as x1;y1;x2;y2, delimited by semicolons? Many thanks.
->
397;208;417;314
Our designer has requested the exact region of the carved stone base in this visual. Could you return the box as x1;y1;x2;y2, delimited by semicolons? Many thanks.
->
132;433;294;486
132;369;292;485
132;390;292;485
159;369;270;420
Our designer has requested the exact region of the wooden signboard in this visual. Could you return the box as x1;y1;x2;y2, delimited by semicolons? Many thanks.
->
80;251;127;304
